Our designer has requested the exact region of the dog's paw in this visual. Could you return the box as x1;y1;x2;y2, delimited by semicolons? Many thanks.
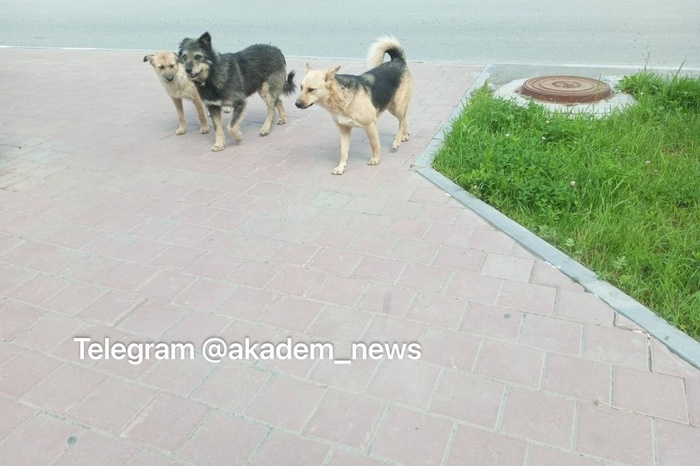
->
391;139;401;149
331;165;346;175
276;117;286;125
176;127;186;135
200;127;210;134
211;143;225;152
229;128;243;142
259;128;270;137
368;157;381;166
223;107;232;113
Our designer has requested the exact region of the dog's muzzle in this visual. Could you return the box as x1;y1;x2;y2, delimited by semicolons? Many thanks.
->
295;100;311;109
164;73;175;82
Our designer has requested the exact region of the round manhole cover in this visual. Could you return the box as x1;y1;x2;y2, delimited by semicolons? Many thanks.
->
519;76;613;104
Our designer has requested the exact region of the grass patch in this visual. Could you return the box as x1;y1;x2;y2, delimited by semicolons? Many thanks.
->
433;71;700;338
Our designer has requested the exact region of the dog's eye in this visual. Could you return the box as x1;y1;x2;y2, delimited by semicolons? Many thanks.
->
181;54;188;60
194;54;202;60
157;65;164;70
308;88;316;93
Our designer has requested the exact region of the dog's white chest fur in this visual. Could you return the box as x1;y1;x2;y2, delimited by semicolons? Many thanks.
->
333;114;362;127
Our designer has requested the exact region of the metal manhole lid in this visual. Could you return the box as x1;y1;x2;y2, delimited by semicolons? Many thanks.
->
519;76;613;104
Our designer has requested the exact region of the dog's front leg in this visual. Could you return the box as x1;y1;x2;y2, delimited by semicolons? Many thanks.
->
172;98;187;135
192;94;210;134
228;98;247;142
209;106;225;151
365;122;381;166
333;123;352;175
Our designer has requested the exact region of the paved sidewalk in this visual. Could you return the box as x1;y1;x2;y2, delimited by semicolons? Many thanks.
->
0;48;699;466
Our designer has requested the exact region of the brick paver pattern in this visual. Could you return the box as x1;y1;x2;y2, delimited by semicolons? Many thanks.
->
1;48;699;466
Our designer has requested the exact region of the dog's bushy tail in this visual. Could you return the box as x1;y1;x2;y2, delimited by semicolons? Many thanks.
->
367;36;407;68
283;70;296;96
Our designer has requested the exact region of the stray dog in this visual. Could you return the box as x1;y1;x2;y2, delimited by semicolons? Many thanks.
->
143;51;209;136
178;32;296;151
295;36;413;175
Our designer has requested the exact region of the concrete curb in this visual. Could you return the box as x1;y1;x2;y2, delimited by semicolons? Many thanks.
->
413;65;700;370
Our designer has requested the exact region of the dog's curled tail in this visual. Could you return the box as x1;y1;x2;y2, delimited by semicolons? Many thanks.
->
283;70;296;96
367;36;407;68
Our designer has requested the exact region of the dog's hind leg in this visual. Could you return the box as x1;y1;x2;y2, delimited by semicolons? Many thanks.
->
333;123;352;175
192;93;210;134
172;98;187;135
258;83;277;136
227;98;247;142
364;122;382;166
209;106;226;151
275;99;287;125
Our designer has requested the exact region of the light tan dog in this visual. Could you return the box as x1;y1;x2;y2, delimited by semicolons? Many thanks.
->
295;36;413;175
144;51;209;135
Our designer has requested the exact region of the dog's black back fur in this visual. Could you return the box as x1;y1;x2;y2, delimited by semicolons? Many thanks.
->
336;50;407;112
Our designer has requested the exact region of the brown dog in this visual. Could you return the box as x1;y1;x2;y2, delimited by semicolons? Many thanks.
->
144;51;209;136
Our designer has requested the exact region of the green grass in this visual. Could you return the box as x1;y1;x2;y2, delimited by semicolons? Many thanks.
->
433;71;700;338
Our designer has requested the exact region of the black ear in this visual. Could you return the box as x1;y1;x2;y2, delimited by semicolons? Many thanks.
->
143;54;154;64
198;32;212;47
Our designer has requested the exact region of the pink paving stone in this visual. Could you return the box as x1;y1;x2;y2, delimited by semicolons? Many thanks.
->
225;260;282;288
252;332;320;378
576;403;653;466
12;312;85;352
69;378;158;434
0;302;45;340
429;370;505;428
128;451;184;466
409;186;451;205
414;204;462;224
81;232;134;256
389;238;440;264
310;247;364;276
362;314;427;342
309;341;380;391
136;269;196;300
314;227;358;249
177;411;267;466
307;305;373;342
217;286;277;321
173;278;235;311
304;388;385;450
351;255;406;284
40;282;105;316
530;261;585;292
121;393;209;454
192;362;271;413
267;265;325;296
327;450;394;466
140;357;215;397
555;289;615;326
185;252;243;280
446;425;527;466
613;366;687;422
385;218;430;240
246;375;326;431
422;223;474;246
432;244;485;271
348;232;396;257
113;238;170;263
655;419;700;466
0;264;36;295
161;310;230;348
269;242;320;266
498;280;557;314
0;413;86;466
258;295;324;332
501;386;576;448
372;406;453;466
480;253;535;282
542;353;611;403
396;263;452;293
158;223;213;247
49;225;103;249
201;208;249;231
169;204;219;224
128;217;180;240
475;339;545;387
419;327;481;371
23;363;107;414
688;377;700;426
518;314;583;356
79;290;145;326
583;325;649;370
461;302;523;341
445;269;502;304
62;254;120;281
0;397;37;440
98;261;157;291
2;240;55;266
526;446;605;466
248;430;331;466
116;299;186;338
406;291;467;328
52;431;137;466
368;359;441;409
149;244;206;269
6;273;68;306
310;275;369;306
356;282;416;316
468;228;516;254
650;339;700;379
29;248;87;274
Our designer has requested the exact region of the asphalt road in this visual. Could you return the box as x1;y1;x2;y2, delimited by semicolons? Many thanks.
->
1;0;699;67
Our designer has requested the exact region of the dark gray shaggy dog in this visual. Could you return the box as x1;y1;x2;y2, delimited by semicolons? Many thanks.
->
178;32;296;151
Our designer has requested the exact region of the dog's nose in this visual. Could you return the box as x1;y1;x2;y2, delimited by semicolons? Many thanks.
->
295;101;304;109
164;74;174;82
